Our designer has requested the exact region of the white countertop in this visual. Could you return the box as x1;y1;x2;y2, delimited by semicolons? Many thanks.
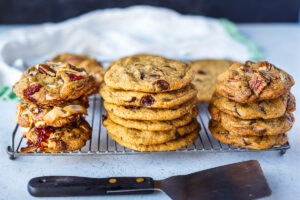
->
0;23;300;200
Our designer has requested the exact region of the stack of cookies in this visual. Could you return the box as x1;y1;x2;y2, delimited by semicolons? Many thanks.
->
13;62;95;152
100;54;201;151
209;61;296;150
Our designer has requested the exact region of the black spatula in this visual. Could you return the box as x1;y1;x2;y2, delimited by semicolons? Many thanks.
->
28;160;271;200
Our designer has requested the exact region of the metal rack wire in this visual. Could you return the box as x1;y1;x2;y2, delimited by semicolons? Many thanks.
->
7;95;290;160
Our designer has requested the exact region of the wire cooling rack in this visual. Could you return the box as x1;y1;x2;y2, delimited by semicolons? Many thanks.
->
7;94;290;160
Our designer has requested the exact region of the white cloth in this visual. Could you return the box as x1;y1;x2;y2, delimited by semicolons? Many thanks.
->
0;5;252;86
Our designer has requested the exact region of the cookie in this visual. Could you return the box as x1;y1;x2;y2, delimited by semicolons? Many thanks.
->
104;98;197;121
104;54;194;92
100;83;197;108
106;105;198;131
13;62;95;105
21;118;92;153
51;53;105;87
16;96;89;128
209;105;294;136
216;61;294;103
209;120;288;150
211;92;295;119
108;128;199;152
187;59;237;102
103;117;200;145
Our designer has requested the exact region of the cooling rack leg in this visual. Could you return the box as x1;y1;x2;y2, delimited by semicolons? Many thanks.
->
280;149;287;156
7;146;16;160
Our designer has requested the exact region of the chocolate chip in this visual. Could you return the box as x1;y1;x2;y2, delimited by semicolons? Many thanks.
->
149;74;161;79
140;95;155;107
249;119;256;125
197;70;206;75
58;140;67;151
259;105;266;114
102;114;107;121
154;80;169;91
125;97;136;103
140;72;145;80
175;131;181;138
124;105;140;110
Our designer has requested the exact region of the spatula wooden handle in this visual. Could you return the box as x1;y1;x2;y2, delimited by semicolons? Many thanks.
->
28;176;155;197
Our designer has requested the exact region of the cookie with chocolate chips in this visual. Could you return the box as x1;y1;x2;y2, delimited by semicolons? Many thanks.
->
103;117;200;145
104;54;194;92
21;118;91;153
211;92;295;119
216;61;294;103
106;105;198;131
209;120;288;150
13;62;96;105
104;98;198;121
50;53;105;92
107;127;199;152
100;83;197;108
187;59;238;102
209;105;294;136
16;96;89;128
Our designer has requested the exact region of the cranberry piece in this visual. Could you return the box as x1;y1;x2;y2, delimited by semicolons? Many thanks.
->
27;140;33;146
68;73;84;81
34;126;53;147
140;95;155;107
24;84;42;102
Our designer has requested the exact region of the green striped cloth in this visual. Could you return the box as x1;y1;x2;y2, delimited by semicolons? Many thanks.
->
0;19;263;101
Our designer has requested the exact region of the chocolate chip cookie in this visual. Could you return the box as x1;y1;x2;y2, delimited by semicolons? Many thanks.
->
187;59;237;102
100;83;197;108
216;61;294;103
21;118;92;153
106;105;198;131
13;62;95;105
107;127;199;152
51;53;105;88
17;96;89;128
211;92;295;119
104;98;197;121
103;117;200;145
104;54;194;92
209;120;288;150
209;105;294;136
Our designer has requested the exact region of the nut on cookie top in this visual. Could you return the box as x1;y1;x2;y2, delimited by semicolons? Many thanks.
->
104;54;194;92
216;61;294;103
13;62;95;105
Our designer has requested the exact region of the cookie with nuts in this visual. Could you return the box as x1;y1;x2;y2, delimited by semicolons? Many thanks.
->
21;118;91;153
104;54;195;92
100;83;197;108
187;59;238;102
209;104;294;136
211;92;295;119
216;61;294;103
16;96;89;128
13;62;96;105
209;120;288;150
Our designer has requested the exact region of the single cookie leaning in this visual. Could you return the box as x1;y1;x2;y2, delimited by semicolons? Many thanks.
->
104;98;197;121
51;53;105;87
21;118;91;153
16;96;89;128
209;120;288;150
209;105;295;136
13;62;95;105
104;54;194;92
103;117;200;145
216;61;294;103
108;128;199;152
106;105;198;131
100;83;197;108
187;59;238;102
211;92;295;119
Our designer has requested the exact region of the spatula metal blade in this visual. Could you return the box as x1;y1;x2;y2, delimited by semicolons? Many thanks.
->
156;160;271;200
